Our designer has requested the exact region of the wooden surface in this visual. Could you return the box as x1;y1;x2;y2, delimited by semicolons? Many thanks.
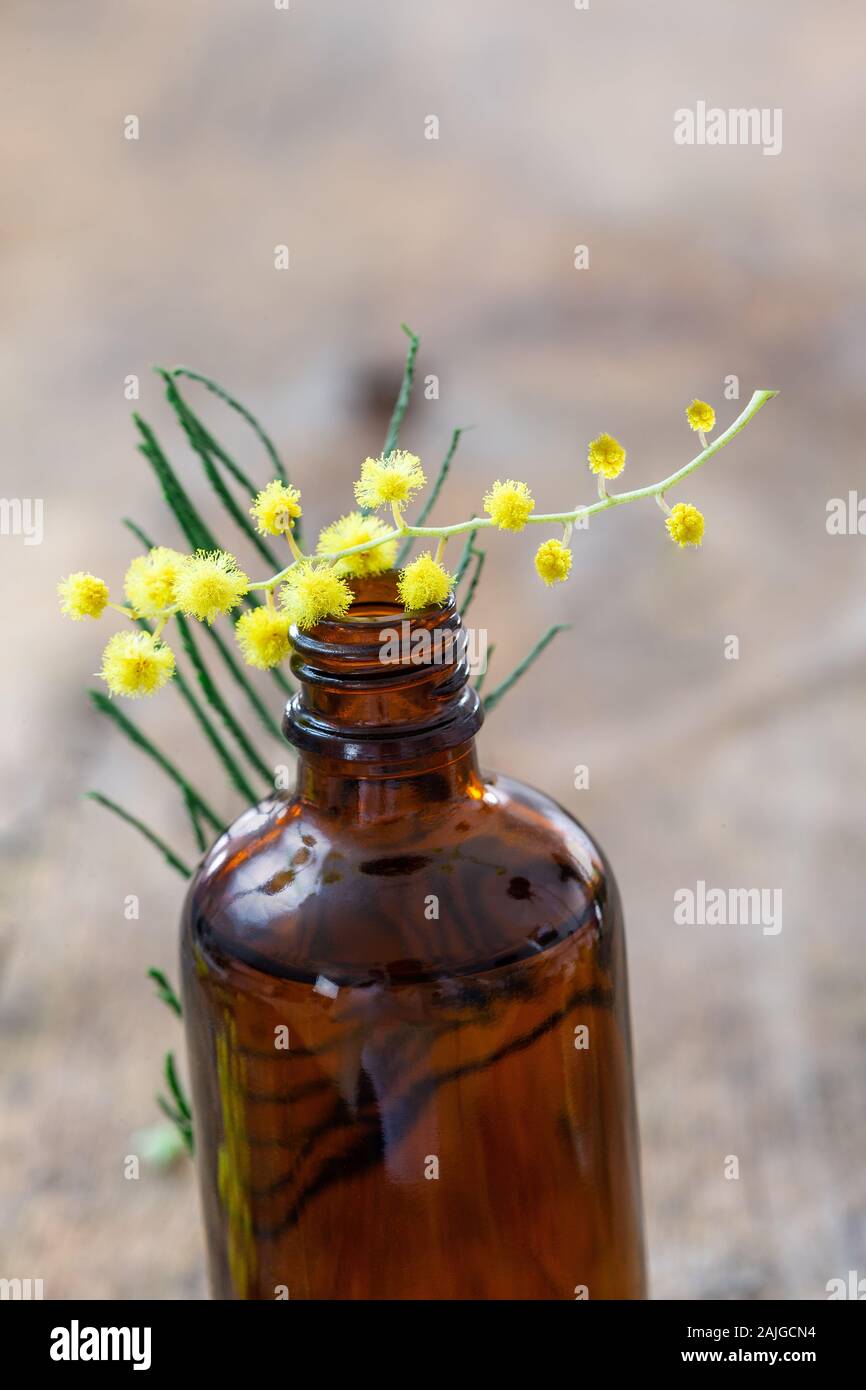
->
1;0;865;1299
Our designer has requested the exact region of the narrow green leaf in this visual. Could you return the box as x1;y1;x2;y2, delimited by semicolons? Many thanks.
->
171;366;289;485
134;416;216;552
482;624;570;715
161;635;260;803
147;967;183;1018
162;373;262;492
85;792;192;878
474;642;495;697
88;689;225;835
131;430;295;704
156;1096;194;1155
382;323;420;459
184;789;208;852
175;614;274;792
459;547;486;615
158;370;284;569
455;527;479;583
201;622;285;740
165;1051;192;1121
122;597;262;805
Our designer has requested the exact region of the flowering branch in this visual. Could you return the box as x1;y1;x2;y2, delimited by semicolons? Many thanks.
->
58;380;777;697
247;388;776;591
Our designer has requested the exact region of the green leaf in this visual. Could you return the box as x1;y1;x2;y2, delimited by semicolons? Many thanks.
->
156;1096;194;1155
147;967;183;1017
459;546;486;615
183;790;208;853
158;370;284;570
382;323;420;459
88;689;225;836
455;527;479;583
201;622;285;740
158;1054;194;1154
165;1051;192;1120
131;426;294;703
482;625;570;715
155;631;261;804
134;416;216;552
171;366;289;485
473;642;495;696
174;614;273;794
85;792;193;879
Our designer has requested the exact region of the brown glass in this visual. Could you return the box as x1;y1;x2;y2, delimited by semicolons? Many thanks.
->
181;575;646;1299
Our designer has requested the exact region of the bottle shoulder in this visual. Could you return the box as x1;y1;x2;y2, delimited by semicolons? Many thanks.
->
184;770;618;986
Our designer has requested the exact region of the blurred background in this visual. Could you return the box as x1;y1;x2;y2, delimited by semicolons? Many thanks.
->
2;0;865;1299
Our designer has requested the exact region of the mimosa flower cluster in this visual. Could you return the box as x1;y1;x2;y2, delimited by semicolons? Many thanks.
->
58;393;772;699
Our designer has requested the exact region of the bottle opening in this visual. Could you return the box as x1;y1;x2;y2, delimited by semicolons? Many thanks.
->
283;573;483;761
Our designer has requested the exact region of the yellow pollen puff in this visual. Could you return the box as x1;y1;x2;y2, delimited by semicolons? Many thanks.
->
534;538;573;586
249;480;303;537
174;551;250;624
353;451;426;510
665;502;705;548
235;606;292;670
99;630;175;698
58;571;110;621
483;479;535;532
587;433;626;480
397;552;455;611
316;512;398;577
279;563;353;630
685;399;715;433
123;547;185;617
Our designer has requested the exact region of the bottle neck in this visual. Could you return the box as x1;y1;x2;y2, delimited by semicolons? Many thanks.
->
293;739;483;821
282;574;484;814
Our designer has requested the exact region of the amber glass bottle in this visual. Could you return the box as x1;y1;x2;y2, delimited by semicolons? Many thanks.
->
181;575;646;1299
